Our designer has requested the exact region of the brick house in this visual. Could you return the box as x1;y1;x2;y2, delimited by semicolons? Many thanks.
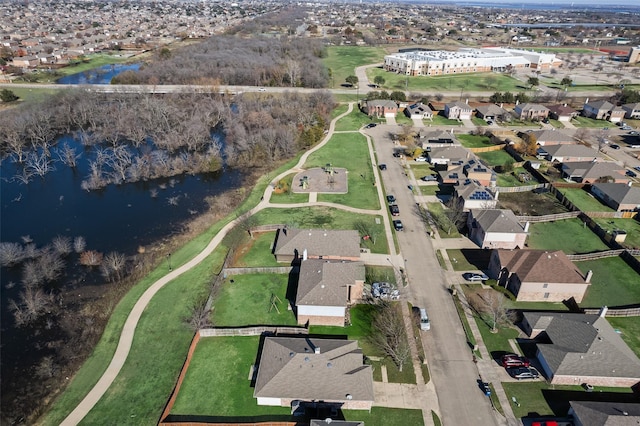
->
467;209;528;249
582;100;626;123
561;161;628;184
296;259;365;326
547;104;579;122
362;99;398;118
253;336;374;410
522;312;640;387
454;180;497;210
513;103;550;121
489;249;591;302
444;101;473;120
537;144;600;163
591;183;640;211
527;129;575;146
273;228;361;263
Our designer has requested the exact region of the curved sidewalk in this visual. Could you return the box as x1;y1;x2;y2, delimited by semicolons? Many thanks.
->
60;103;363;425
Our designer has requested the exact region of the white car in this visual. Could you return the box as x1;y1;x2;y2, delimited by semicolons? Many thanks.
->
258;87;266;92
464;272;489;282
414;157;427;162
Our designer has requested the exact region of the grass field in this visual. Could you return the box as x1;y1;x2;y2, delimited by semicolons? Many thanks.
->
477;149;515;167
210;273;296;326
334;107;379;131
269;173;310;204
427;202;461;238
231;231;280;267
431;113;465;126
251;206;388;254
559;187;614;212
526;218;609;254
593;218;640;249
366;68;524;93
322;46;386;88
457;134;494;148
304;132;380;210
571;116;614;128
607;316;640;359
331;103;349;119
576;256;640;308
3;87;62;105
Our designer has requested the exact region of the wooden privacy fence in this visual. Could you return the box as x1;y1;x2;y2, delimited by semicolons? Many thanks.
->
494;183;548;193
222;266;294;276
199;326;307;337
584;307;640;317
469;145;505;153
567;249;626;261
583;211;638;219
516;211;580;223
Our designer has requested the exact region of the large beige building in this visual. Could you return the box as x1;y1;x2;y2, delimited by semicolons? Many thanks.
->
384;47;558;77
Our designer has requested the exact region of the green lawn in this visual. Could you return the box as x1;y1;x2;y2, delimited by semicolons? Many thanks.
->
427;202;461;238
365;265;397;285
503;381;635;419
304;132;380;210
366;68;524;93
323;46;386;89
560;187;614;212
331;103;349;119
170;336;292;418
334;107;379;131
431;113;465;126
593;218;640;249
457;134;494;148
576;256;640;308
343;407;424;426
251;206;389;254
477;149;514;167
3;87;62;105
210;274;296;326
496;172;530;187
231;231;280;267
446;249;491;272
607;317;640;359
571;116;614;128
526;218;609;254
269;173;310;204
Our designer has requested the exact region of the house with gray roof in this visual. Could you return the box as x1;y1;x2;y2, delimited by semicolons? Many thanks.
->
582;100;626;123
591;183;640;211
444;101;473;120
537;144;600;163
489;249;591;302
561;161;628;184
621;102;640;119
513;103;550;121
253;336;374;410
405;102;433;119
569;401;640;425
427;145;472;167
475;104;509;121
467;209;528;249
273;228;361;263
522;312;640;387
296;259;365;326
547;104;579;122
528;129;575;146
418;130;459;149
454;180;497;210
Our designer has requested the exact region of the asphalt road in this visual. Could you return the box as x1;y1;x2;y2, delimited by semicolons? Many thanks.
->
368;125;501;426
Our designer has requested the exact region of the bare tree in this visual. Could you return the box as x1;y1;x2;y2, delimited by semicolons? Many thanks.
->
9;286;56;327
470;290;508;332
52;235;72;255
101;251;127;282
57;142;81;168
25;151;56;177
368;301;411;372
79;250;103;267
73;236;86;253
0;242;25;267
444;198;466;235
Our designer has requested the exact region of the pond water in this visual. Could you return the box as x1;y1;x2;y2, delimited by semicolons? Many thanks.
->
56;63;142;85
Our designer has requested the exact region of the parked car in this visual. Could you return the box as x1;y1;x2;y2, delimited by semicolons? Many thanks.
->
507;366;539;380
379;163;387;170
621;125;632;130
414;157;428;162
386;194;396;204
392;152;402;158
258;87;266;92
626;170;637;178
463;272;489;282
393;220;404;231
610;144;620;150
501;354;530;368
634;166;640;172
371;282;399;300
365;123;377;129
421;175;437;182
486;120;493;125
389;204;400;216
629;131;639;136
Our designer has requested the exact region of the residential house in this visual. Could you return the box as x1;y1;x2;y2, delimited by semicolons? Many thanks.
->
273;228;361;263
489;249;591;302
418;130;458;150
591;183;640;211
475;104;509;121
253;336;374;410
527;129;575;146
438;158;493;186
444;101;473;120
582;100;626;123
569;401;640;425
522;312;640;387
561;161;627;183
10;55;40;67
467;209;528;249
454;180;497;210
547;104;579;122
537;144;600;163
296;259;365;326
427;145;471;167
513;103;550;121
362;99;398;118
405;102;433;120
621;102;640;119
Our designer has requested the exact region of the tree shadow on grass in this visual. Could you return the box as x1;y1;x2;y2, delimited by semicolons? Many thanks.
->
459;249;492;270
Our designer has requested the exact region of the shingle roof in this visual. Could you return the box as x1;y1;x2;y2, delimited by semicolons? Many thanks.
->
495;249;586;284
547;104;578;116
517;103;550;112
476;104;507;116
592;183;640;205
585;100;615;111
274;228;360;259
470;209;526;234
428;146;470;162
456;180;494;201
562;161;625;180
570;401;640;425
542;144;599;158
406;102;432;115
446;101;473;110
529;129;575;144
253;337;374;403
523;313;640;380
297;259;365;307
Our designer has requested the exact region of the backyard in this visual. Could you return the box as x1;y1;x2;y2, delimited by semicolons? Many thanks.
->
229;231;280;267
559;187;614;212
607;316;640;359
476;149;515;167
457;134;495;149
304;132;380;210
497;191;569;216
526;218;609;254
593;218;640;249
576;256;640;308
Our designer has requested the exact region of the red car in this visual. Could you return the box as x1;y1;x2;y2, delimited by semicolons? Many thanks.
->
501;354;530;368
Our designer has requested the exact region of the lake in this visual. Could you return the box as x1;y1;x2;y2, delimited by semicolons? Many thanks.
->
56;63;142;85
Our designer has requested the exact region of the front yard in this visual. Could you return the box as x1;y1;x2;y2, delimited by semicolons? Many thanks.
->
576;256;640;308
526;218;609;254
